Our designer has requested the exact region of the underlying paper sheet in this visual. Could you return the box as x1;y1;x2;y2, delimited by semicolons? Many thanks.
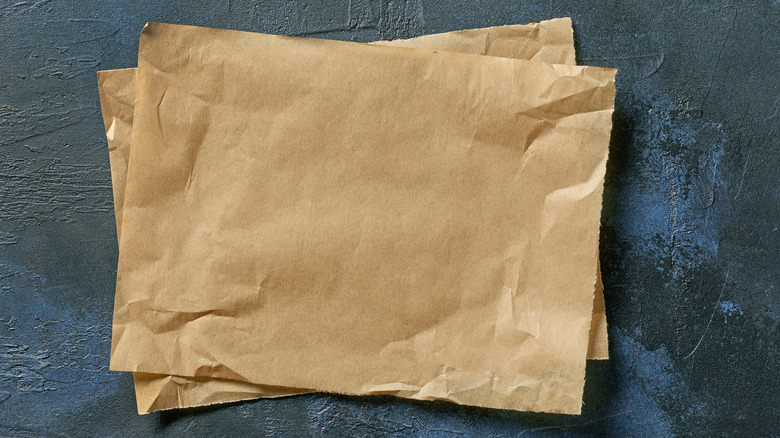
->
98;18;608;415
110;22;615;414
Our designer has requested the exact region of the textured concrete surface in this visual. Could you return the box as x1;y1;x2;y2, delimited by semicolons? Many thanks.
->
0;1;778;436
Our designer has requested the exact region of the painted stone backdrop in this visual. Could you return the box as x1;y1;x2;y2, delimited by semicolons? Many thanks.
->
0;1;777;436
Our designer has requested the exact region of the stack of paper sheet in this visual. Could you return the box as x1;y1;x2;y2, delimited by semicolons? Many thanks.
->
98;17;615;415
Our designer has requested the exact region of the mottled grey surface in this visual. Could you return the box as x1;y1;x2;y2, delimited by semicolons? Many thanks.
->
0;1;778;436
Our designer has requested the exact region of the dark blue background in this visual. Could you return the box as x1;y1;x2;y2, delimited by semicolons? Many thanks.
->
1;1;777;436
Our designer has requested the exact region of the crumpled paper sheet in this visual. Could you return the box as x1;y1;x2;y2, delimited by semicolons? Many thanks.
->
99;18;610;414
109;22;616;416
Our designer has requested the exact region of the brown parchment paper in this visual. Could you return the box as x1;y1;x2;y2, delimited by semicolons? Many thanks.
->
109;22;615;414
98;18;608;414
98;16;609;416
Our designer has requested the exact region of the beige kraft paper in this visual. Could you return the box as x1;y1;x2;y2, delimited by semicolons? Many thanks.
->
103;18;612;414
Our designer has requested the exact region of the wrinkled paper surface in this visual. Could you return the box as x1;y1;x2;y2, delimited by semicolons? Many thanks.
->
107;22;615;414
99;17;609;415
99;18;611;415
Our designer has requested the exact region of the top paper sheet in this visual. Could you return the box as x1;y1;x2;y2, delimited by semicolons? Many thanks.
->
111;22;615;414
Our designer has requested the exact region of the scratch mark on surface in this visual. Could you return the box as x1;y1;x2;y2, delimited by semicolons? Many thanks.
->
767;94;780;120
0;157;113;225
518;409;633;435
0;105;99;147
579;53;665;78
412;417;465;435
733;146;751;201
0;422;70;438
580;53;665;61
684;270;729;360
9;28;120;50
701;8;738;108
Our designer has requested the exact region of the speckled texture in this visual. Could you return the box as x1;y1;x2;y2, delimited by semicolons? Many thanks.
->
0;1;777;436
